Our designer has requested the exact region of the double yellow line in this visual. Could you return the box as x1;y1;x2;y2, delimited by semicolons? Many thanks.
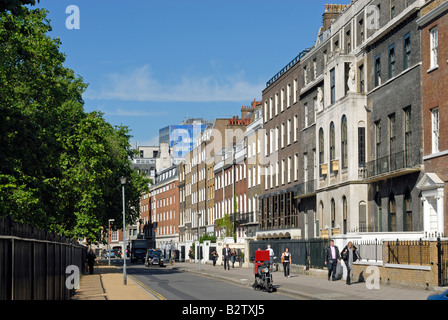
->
128;274;167;300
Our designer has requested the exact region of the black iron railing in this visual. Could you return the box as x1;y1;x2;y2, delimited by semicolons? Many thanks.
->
266;47;312;87
0;216;87;300
366;149;420;179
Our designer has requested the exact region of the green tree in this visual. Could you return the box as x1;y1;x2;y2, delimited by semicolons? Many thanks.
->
0;6;149;242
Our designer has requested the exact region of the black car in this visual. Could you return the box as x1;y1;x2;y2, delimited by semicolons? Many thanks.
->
145;249;165;267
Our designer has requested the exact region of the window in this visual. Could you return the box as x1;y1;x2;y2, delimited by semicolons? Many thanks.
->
294;153;299;181
281;88;285;112
374;55;381;87
287;119;291;145
304;102;309;128
294;78;298;103
359;64;365;94
388;193;396;232
389;113;396;157
287;83;291;107
342;196;348;234
430;26;438;69
388;44;395;79
303;67;308;87
281;123;285;148
331;198;336;229
264;101;268;122
390;1;395;19
303;153;308;182
375;120;382;159
287;156;292;183
432;107;440;153
329;122;336;164
359;19;364;44
330;68;336;104
403;189;412;232
358;127;366;167
346;30;351;53
404;107;412;163
275;93;279;116
270;97;273;119
294;114;298;142
341;116;348;169
319;128;325;176
403;33;411;69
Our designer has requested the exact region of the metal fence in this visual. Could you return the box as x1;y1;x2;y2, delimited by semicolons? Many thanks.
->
352;239;383;262
0;216;87;300
437;239;448;286
249;238;329;269
386;239;431;266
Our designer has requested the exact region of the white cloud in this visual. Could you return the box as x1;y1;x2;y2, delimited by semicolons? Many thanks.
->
105;108;168;117
84;65;263;103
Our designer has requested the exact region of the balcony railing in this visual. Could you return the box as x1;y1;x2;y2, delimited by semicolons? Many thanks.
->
365;149;420;179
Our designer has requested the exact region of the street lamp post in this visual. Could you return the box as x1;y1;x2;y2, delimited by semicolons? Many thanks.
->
108;219;115;266
120;176;127;285
197;211;202;271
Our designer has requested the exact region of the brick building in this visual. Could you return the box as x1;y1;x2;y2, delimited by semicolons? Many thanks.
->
417;0;448;235
259;45;312;240
148;165;180;257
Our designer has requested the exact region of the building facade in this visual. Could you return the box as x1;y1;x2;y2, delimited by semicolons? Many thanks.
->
147;165;180;256
417;0;448;236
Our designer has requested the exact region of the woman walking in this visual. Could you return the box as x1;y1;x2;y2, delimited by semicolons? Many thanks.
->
281;247;291;277
341;241;360;285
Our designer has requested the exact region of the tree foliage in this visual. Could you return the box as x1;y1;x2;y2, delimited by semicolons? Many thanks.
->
0;6;149;242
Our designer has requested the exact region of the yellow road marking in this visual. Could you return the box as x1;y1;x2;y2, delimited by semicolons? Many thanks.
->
128;274;167;300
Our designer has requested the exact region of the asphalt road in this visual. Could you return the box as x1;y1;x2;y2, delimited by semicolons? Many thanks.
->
125;263;298;300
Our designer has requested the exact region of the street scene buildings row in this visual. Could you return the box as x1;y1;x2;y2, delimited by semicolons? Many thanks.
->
108;0;447;260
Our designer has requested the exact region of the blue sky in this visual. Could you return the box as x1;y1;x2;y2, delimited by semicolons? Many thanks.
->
34;0;350;147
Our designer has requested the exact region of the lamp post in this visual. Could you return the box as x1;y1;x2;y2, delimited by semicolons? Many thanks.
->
120;176;127;285
108;219;115;266
197;211;202;271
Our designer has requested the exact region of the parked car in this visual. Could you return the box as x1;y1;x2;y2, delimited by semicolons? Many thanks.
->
105;250;115;258
427;289;448;300
145;249;165;267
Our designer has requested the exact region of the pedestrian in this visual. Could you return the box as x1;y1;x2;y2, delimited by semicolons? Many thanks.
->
324;239;340;281
230;248;236;268
86;249;97;274
281;247;291;277
267;244;274;270
222;244;231;270
188;247;193;263
211;250;218;266
341;241;361;285
171;252;176;265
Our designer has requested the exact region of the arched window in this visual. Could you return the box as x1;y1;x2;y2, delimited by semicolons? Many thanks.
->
404;189;412;231
359;201;367;232
388;193;396;232
319;128;325;176
341;115;348;169
342;196;348;234
330;122;335;163
331;198;336;229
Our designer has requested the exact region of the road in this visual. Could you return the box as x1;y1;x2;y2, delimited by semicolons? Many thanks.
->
123;263;298;300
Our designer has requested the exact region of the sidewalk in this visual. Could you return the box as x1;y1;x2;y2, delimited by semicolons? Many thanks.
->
71;264;156;300
172;261;443;300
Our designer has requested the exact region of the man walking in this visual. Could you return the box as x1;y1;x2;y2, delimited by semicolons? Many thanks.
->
222;244;231;270
267;244;274;269
86;248;97;274
324;239;340;281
